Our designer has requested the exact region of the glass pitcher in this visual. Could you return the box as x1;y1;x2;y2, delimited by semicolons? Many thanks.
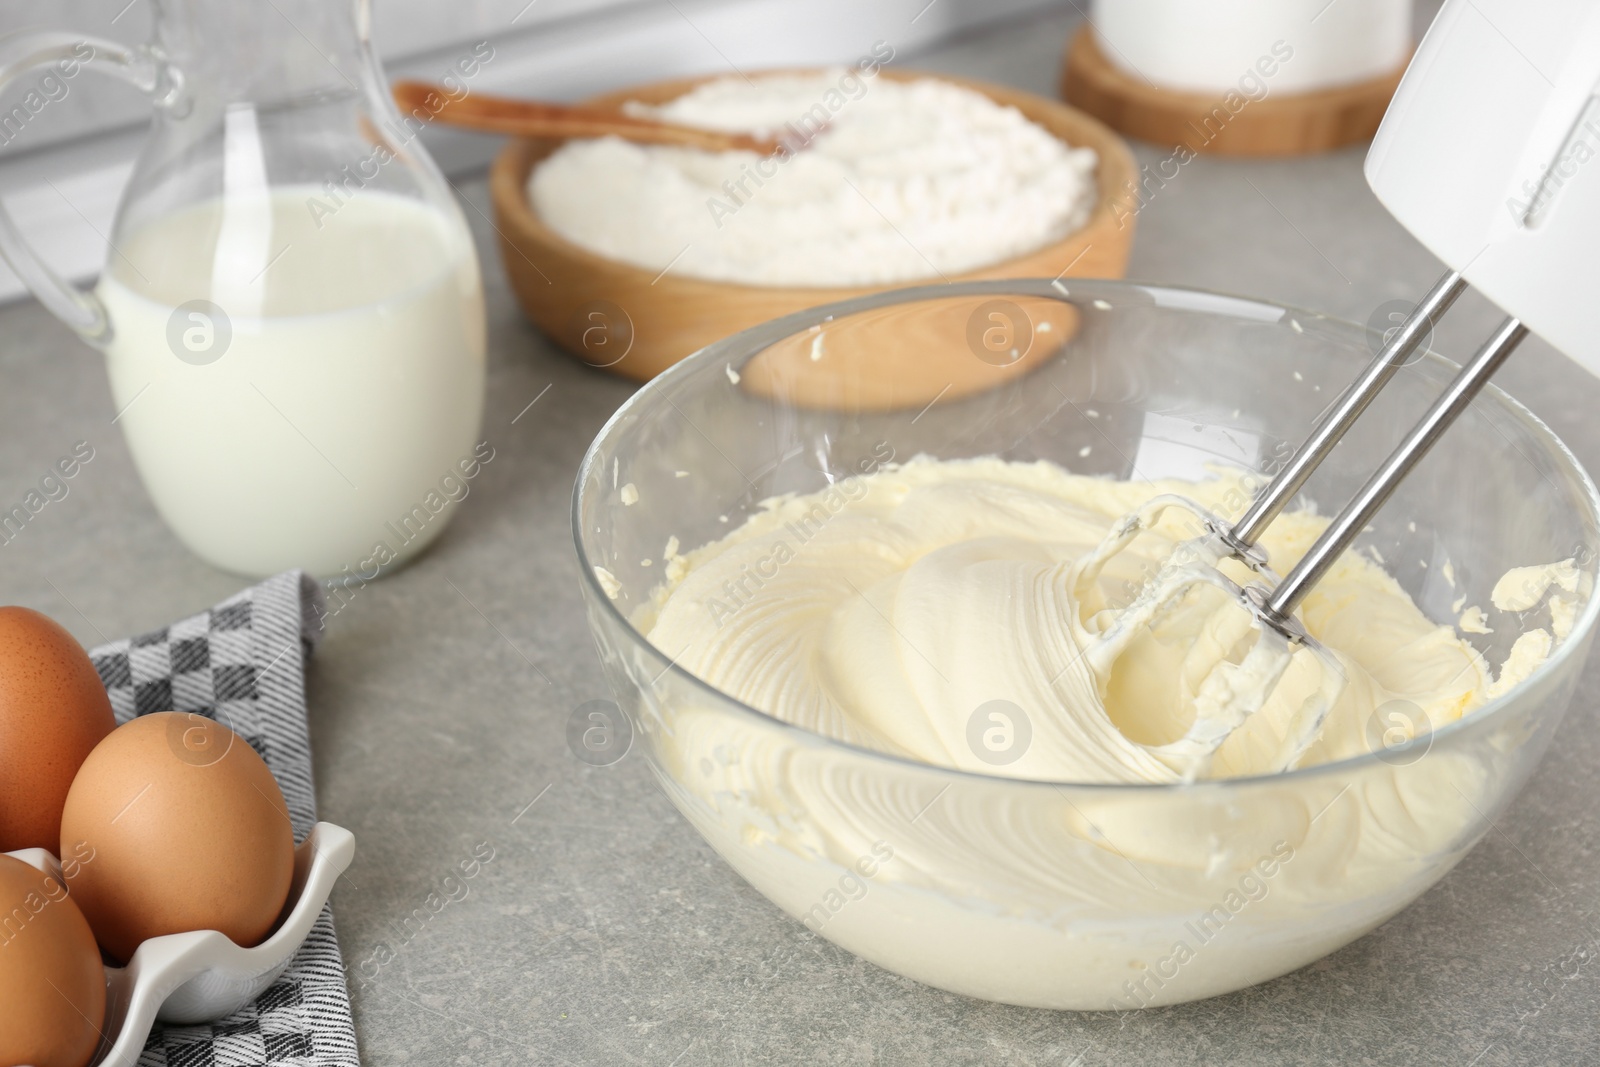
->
0;0;487;580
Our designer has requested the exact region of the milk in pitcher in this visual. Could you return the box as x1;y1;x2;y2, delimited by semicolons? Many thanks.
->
97;187;487;577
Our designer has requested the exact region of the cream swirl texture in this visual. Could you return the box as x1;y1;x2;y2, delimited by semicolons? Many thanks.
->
643;456;1542;783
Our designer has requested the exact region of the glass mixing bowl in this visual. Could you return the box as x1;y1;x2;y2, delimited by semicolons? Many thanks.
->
572;280;1600;1010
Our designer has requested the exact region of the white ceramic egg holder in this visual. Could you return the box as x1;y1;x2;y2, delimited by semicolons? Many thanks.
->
5;821;354;1067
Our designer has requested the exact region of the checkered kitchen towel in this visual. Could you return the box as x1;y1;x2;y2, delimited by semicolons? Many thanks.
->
89;571;359;1067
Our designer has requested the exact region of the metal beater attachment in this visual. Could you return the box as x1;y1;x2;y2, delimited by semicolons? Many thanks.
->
1084;270;1528;775
1071;495;1347;778
1229;270;1527;629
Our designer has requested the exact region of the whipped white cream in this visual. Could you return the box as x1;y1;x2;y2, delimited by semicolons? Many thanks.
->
644;456;1527;783
630;456;1581;1008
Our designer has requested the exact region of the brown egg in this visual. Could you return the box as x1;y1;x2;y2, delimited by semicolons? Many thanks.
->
0;853;107;1067
0;607;118;852
60;711;295;963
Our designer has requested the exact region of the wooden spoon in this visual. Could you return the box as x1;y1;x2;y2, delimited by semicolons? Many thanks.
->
392;80;785;155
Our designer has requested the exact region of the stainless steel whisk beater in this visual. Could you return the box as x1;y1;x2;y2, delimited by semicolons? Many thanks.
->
1088;271;1529;775
1212;270;1526;642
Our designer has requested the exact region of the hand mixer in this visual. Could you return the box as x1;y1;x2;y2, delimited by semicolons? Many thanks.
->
1087;0;1600;776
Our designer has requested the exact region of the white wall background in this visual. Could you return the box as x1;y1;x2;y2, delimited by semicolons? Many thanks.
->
0;0;1066;305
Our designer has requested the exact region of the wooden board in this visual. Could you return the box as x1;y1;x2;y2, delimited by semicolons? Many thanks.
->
1060;24;1406;157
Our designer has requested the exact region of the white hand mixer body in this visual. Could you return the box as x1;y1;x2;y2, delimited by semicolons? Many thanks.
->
1366;0;1600;373
1084;0;1600;779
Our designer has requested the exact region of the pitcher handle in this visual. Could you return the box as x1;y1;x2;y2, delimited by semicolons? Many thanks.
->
0;31;168;344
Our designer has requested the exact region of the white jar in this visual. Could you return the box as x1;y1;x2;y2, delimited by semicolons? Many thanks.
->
1089;0;1414;95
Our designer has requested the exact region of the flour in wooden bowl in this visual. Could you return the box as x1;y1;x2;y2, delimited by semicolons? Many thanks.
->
527;70;1100;287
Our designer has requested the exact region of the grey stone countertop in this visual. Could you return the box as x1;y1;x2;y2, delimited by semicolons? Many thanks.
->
3;7;1599;1065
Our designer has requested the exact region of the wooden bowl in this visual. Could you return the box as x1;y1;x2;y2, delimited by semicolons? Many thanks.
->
737;292;1083;413
1061;25;1405;157
489;69;1137;388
